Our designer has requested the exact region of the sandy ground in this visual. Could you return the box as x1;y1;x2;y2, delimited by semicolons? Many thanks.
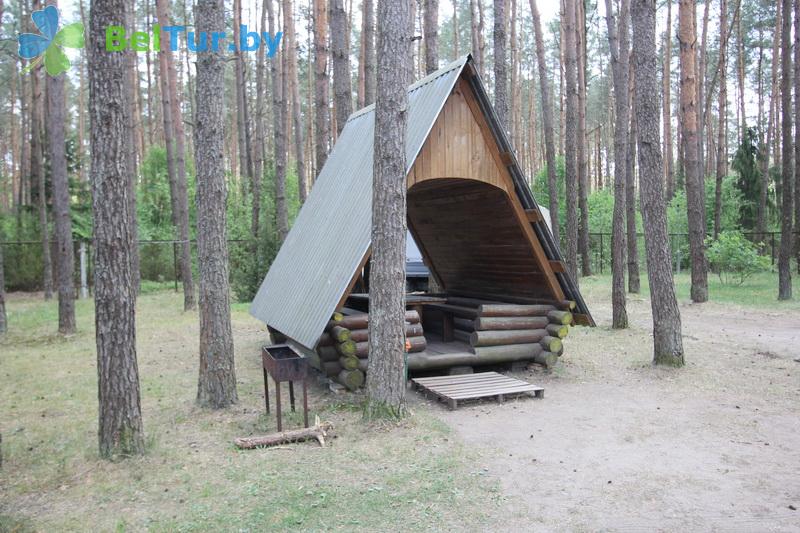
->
425;292;800;532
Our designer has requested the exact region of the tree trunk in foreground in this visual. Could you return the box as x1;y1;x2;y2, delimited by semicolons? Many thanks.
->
46;1;76;334
330;0;352;136
31;61;53;300
529;0;559;244
366;0;412;419
89;0;145;457
794;0;800;275
626;84;641;294
424;0;439;74
195;0;238;408
777;0;793;300
663;0;674;200
678;0;708;303
577;0;591;276
493;0;508;132
631;0;685;366
314;0;331;171
605;0;630;329
563;0;580;282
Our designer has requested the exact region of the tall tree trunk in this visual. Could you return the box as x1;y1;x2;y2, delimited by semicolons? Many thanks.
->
563;0;580;282
736;11;746;145
125;0;140;296
330;0;352;136
285;0;307;203
30;35;53;300
794;0;800;273
363;0;376;105
453;0;459;57
314;0;331;171
156;0;195;311
626;83;641;294
269;0;289;242
576;0;590;276
365;0;412;419
47;0;76;335
662;0;675;202
678;0;708;303
0;227;6;335
493;0;508;132
631;0;684;366
470;0;482;76
424;0;439;73
253;0;268;238
233;0;253;185
605;0;630;329
195;0;238;407
777;0;793;299
714;0;728;239
530;0;560;244
758;2;780;238
89;0;145;458
697;0;710;178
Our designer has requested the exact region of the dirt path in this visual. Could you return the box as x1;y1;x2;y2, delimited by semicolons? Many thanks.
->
429;295;800;531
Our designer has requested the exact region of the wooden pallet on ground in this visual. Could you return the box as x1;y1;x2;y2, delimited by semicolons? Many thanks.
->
412;371;544;410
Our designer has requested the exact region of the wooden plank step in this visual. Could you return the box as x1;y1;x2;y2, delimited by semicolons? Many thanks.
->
412;372;544;410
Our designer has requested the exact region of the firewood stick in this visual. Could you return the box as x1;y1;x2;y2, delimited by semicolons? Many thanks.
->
234;422;335;449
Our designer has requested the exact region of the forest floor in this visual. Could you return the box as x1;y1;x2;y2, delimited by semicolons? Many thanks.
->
434;272;800;531
1;272;799;531
0;288;499;531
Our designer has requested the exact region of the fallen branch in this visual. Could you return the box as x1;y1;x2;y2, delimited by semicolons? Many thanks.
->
234;421;334;449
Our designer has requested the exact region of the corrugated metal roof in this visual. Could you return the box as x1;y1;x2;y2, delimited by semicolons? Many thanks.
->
249;57;467;349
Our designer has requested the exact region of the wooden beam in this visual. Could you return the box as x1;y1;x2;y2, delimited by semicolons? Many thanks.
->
336;247;372;311
525;209;543;223
549;260;567;273
573;313;593;327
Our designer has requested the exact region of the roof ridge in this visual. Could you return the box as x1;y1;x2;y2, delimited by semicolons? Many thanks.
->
346;55;469;123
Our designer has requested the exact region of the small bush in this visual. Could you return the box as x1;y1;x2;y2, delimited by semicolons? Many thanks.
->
706;231;770;285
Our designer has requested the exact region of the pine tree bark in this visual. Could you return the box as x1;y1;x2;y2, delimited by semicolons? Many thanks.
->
678;0;708;303
30;46;53;299
365;0;412;419
493;0;508;132
314;0;331;171
0;225;6;335
330;0;352;136
794;0;800;273
530;0;559;244
626;75;641;294
269;0;289;242
424;0;439;74
777;0;793;299
233;0;252;184
253;0;268;238
125;0;140;295
631;0;684;366
576;0;590;276
470;0;482;76
89;0;145;457
363;0;376;105
563;0;580;281
47;0;76;334
156;0;195;311
697;0;710;178
714;0;728;239
664;0;674;200
758;2;780;239
605;0;630;329
285;0;307;203
195;0;238;407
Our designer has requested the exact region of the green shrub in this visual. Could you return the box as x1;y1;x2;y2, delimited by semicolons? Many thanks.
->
705;231;770;285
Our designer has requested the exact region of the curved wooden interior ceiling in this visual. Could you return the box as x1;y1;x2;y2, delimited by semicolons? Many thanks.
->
406;77;555;300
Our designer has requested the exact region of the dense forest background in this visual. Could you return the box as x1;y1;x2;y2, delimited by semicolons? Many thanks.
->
0;0;792;300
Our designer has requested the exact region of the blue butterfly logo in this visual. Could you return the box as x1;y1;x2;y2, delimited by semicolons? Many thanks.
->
18;5;84;77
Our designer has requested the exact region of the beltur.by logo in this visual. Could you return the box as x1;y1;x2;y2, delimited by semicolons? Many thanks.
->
106;25;283;56
17;6;85;76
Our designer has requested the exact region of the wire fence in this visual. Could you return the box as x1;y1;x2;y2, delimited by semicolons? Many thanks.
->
587;231;798;275
1;232;797;292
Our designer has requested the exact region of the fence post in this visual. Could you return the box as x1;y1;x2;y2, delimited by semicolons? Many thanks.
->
599;233;604;274
79;241;88;299
771;233;776;265
173;242;178;292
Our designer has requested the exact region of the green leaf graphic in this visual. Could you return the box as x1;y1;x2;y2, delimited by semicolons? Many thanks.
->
54;22;84;48
44;45;70;76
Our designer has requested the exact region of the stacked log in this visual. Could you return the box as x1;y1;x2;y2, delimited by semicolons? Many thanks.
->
445;296;574;370
310;311;426;390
